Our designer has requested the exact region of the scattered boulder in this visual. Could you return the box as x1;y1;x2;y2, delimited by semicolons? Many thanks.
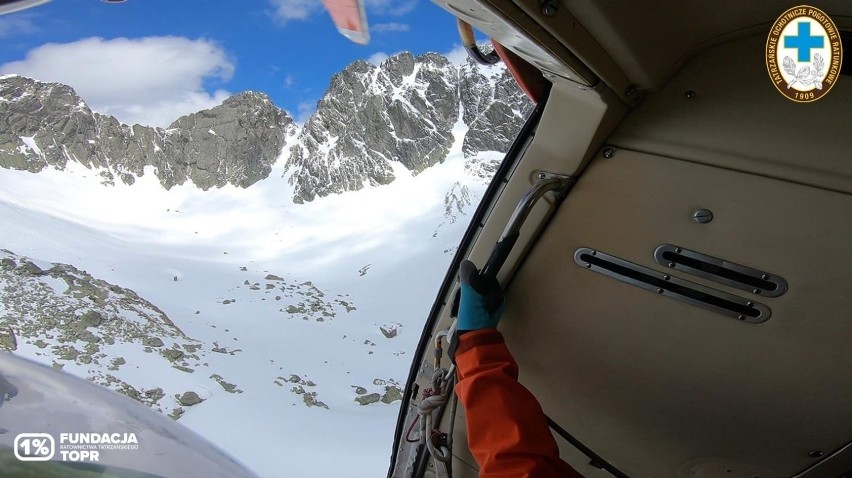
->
145;388;165;402
144;337;164;347
80;311;104;327
162;348;184;361
20;261;45;276
352;386;368;395
0;330;17;351
381;386;403;404
303;392;329;409
265;274;284;281
210;374;242;393
380;326;398;339
355;393;382;406
169;407;185;420
73;329;100;344
108;357;126;370
177;391;203;406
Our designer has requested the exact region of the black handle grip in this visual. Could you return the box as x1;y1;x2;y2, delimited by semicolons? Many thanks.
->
480;231;519;281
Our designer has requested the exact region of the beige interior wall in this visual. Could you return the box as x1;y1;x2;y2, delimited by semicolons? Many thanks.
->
504;149;852;477
611;34;852;195
443;31;852;478
441;77;626;478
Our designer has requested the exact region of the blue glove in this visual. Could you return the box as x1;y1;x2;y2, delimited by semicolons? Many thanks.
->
457;260;505;331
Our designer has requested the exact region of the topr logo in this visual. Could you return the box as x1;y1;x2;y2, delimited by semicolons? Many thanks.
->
766;5;842;102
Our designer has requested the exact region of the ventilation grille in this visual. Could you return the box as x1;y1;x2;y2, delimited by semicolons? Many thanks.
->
575;248;770;323
653;245;787;297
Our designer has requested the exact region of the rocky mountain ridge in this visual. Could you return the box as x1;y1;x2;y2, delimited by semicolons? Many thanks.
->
286;51;532;202
0;77;295;190
0;50;532;202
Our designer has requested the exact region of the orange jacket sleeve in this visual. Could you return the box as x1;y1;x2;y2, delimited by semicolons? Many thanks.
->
454;328;582;478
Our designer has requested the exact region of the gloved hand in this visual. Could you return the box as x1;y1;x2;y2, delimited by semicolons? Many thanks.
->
457;260;505;331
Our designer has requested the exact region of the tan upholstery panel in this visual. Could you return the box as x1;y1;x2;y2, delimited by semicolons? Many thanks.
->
610;33;852;195
501;150;852;477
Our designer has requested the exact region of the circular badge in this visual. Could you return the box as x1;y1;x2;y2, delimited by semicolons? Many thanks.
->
766;5;842;102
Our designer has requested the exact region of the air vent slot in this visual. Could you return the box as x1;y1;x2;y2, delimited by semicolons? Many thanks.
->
575;248;770;323
654;245;788;297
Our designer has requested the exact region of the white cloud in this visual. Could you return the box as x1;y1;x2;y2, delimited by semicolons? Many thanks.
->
269;0;416;24
372;22;409;33
365;0;417;16
0;36;235;127
0;14;37;37
283;74;295;88
268;0;323;23
444;44;469;66
366;52;389;66
295;100;317;125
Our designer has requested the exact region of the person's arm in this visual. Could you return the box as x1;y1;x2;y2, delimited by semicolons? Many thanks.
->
452;260;581;477
455;329;582;477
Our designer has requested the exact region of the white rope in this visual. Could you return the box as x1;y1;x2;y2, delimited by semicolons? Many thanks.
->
418;367;455;463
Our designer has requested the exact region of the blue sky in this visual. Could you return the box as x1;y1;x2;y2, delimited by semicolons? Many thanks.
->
0;0;477;126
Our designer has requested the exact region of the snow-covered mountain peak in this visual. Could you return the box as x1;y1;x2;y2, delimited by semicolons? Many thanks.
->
284;50;532;203
0;48;531;478
0;75;296;191
0;49;531;206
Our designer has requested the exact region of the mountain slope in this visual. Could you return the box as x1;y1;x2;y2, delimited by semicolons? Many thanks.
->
285;52;533;203
0;75;296;190
0;149;483;477
0;47;533;477
0;49;532;204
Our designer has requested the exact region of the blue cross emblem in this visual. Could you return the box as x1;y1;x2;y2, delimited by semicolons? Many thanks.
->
784;21;824;62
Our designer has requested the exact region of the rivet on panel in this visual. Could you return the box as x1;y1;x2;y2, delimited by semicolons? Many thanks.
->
808;450;824;458
656;288;664;294
539;0;558;17
684;90;696;99
602;147;616;158
692;209;713;224
753;289;761;295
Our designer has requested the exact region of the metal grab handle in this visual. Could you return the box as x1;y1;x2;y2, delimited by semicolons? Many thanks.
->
450;174;572;318
479;175;573;280
457;19;500;65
